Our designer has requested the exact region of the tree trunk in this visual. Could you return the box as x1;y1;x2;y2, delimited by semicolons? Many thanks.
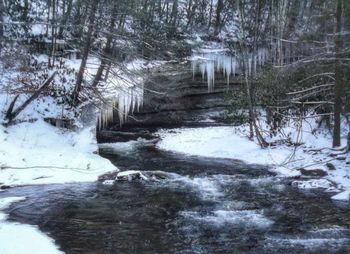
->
72;0;98;105
333;0;343;147
214;0;223;35
58;0;73;39
92;4;117;87
0;0;4;52
48;0;56;68
6;72;57;124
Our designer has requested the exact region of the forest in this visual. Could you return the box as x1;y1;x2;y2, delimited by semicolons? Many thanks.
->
0;0;350;253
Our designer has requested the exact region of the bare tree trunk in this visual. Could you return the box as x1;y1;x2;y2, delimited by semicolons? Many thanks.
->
48;0;57;68
333;0;343;147
214;0;223;35
92;4;117;87
6;72;57;124
58;0;73;38
0;0;4;53
237;0;268;148
207;0;213;31
72;0;98;105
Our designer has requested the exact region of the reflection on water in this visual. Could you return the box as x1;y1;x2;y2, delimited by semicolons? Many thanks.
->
1;143;350;254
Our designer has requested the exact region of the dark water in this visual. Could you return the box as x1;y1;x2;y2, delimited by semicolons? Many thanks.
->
2;141;350;254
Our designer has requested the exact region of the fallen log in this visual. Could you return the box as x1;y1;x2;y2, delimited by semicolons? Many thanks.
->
5;71;57;124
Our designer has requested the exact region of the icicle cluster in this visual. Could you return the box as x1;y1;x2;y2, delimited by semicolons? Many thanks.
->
97;85;143;129
191;48;269;91
97;72;144;129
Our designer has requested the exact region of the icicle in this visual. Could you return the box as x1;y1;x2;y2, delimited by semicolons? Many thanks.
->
224;56;232;85
232;59;236;78
253;54;257;74
192;60;196;79
248;57;252;76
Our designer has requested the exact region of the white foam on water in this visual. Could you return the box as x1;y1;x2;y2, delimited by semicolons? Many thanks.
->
98;138;149;154
165;173;223;200
181;210;273;229
212;175;280;188
265;227;350;251
265;237;349;250
220;200;251;210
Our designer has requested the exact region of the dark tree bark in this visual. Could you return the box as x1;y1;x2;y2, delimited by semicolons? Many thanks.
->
92;4;117;87
58;0;73;39
6;72;57;124
48;0;57;68
72;0;98;105
214;0;224;35
0;0;4;52
333;0;343;147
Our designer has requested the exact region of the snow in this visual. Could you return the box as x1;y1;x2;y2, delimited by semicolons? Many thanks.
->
30;24;45;36
0;120;117;186
0;197;63;254
331;191;350;201
157;126;291;165
156;125;350;200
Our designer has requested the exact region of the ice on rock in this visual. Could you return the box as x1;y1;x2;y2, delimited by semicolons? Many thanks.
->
191;48;268;91
98;80;144;128
191;49;236;92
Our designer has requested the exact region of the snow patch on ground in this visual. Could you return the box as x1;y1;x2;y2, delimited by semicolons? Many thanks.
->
156;126;350;201
157;127;291;165
331;191;350;201
0;197;63;254
0;120;117;186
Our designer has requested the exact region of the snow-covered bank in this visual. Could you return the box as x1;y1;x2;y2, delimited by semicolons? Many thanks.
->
157;126;290;165
0;197;63;254
156;126;350;201
0;120;117;186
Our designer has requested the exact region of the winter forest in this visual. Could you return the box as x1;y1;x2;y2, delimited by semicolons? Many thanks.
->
0;0;350;253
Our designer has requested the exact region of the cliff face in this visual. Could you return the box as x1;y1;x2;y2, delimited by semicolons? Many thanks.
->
97;63;242;143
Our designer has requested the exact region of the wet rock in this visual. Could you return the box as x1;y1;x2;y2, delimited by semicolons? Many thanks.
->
336;156;347;161
44;117;74;129
326;163;336;170
99;170;171;183
0;183;10;190
98;170;119;182
116;170;149;181
297;168;328;177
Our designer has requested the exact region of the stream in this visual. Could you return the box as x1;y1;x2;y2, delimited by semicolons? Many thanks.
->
1;135;350;253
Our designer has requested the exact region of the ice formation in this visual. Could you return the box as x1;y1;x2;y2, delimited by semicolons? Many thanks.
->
191;48;269;91
191;49;237;92
97;72;144;129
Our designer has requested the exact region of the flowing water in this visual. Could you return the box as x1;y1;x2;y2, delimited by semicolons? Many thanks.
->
1;138;350;254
